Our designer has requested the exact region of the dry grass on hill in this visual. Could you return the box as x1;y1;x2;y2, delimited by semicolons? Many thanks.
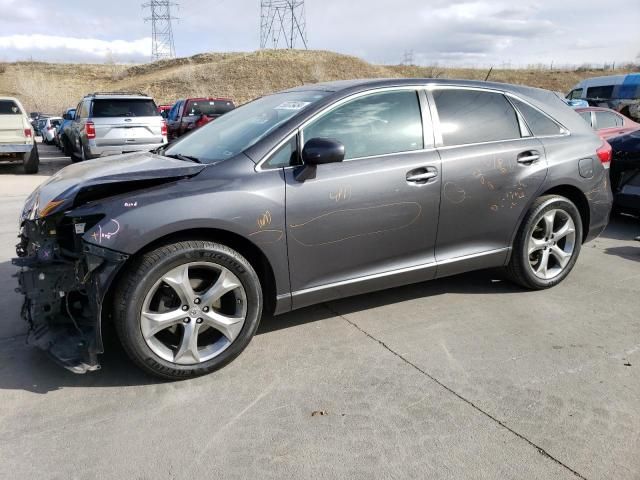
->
0;50;637;114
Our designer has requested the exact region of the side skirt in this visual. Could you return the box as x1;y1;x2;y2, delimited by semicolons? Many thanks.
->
287;248;510;312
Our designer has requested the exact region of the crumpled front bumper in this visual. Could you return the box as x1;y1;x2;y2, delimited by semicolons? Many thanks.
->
13;221;128;374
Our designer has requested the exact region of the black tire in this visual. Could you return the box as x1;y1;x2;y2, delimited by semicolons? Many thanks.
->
114;241;263;380
506;195;583;290
62;135;74;159
23;144;39;174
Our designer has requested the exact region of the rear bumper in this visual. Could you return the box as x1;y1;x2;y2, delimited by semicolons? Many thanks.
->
0;143;33;154
584;173;614;243
88;140;165;158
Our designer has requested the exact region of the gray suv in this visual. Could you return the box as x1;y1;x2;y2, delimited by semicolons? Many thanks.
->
14;79;612;379
67;92;167;161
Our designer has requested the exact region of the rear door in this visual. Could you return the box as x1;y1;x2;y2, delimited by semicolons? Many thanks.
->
284;88;442;300
91;98;163;147
0;99;27;144
430;88;549;262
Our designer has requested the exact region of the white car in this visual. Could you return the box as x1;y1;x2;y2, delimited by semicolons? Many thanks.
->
0;97;39;174
41;116;62;145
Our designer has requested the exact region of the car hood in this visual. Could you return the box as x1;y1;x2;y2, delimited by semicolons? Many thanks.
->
23;151;206;220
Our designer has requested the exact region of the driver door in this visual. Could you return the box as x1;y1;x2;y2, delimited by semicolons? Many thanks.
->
284;88;442;308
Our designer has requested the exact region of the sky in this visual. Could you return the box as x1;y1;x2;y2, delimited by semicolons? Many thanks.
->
0;0;638;67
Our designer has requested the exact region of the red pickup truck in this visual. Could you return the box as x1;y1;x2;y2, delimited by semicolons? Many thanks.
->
166;97;235;140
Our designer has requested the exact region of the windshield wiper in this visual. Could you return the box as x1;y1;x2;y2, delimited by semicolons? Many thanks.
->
164;153;202;164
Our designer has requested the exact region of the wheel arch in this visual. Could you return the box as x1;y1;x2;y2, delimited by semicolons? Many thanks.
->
99;227;279;350
538;185;590;242
507;183;591;264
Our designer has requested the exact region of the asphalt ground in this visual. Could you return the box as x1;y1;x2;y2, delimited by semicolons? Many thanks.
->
0;140;638;479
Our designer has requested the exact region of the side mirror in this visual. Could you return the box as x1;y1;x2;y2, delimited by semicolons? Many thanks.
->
301;137;345;165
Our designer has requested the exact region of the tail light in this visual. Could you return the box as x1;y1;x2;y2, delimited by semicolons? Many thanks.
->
596;141;612;167
85;121;96;140
161;120;168;137
24;128;32;138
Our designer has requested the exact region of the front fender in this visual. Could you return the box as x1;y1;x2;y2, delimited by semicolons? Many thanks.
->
78;156;289;298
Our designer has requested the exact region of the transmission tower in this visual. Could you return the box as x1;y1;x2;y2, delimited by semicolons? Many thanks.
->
143;1;177;61
260;1;308;49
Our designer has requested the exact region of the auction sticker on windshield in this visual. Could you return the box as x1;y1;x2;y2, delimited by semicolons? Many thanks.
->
275;101;311;110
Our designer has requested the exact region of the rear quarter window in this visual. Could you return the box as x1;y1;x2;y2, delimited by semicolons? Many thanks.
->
92;99;159;118
0;100;22;115
433;89;521;146
595;111;623;129
510;98;564;136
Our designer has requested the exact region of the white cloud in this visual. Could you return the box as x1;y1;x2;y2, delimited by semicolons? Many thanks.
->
0;34;150;61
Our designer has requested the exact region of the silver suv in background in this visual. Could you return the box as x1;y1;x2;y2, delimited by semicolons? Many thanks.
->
67;92;168;161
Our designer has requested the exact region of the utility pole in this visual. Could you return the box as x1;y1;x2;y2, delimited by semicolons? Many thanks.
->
402;50;414;66
143;0;178;61
260;1;308;49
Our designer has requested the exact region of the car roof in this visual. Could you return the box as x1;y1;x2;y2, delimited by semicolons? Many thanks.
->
575;106;621;113
84;92;151;100
572;73;640;89
282;78;541;95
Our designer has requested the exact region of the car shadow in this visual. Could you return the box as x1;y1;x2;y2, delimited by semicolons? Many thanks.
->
600;214;639;241
0;268;517;394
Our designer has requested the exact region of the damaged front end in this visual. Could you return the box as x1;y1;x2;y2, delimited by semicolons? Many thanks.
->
13;211;128;373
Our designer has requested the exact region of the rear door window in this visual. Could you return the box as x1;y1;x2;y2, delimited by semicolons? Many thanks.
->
586;85;614;100
595;111;623;129
0;100;22;115
303;90;424;160
509;98;564;136
433;89;521;146
92;99;159;118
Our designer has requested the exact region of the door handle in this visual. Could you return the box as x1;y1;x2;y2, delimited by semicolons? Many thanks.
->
406;168;438;183
517;150;541;164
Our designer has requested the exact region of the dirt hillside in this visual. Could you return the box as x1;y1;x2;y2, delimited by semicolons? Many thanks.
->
0;49;636;114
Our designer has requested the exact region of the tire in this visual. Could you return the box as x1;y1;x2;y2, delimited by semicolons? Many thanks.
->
114;241;263;380
506;195;583;290
23;144;39;174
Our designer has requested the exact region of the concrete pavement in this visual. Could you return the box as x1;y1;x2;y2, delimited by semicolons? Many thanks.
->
0;142;638;479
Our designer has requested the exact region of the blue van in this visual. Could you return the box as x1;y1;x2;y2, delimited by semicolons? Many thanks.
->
567;74;640;120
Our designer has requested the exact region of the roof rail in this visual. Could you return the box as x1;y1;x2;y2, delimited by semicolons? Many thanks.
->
84;91;149;97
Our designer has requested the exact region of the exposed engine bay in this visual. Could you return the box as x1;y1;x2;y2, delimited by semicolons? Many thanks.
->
14;213;128;373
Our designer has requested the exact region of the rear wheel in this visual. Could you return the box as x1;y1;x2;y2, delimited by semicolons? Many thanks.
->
114;241;263;379
23;144;39;174
506;195;582;290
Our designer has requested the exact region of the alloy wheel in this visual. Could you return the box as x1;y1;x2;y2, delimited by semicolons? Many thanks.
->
140;262;247;365
527;209;576;280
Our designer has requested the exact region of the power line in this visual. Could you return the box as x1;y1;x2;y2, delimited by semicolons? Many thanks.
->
260;1;308;49
143;0;178;61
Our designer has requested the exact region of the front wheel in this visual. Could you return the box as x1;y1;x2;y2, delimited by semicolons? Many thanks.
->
114;241;263;379
506;195;583;290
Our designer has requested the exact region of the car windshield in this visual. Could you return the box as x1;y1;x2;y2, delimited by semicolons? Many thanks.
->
0;100;22;115
92;99;158;117
184;99;235;117
164;90;329;163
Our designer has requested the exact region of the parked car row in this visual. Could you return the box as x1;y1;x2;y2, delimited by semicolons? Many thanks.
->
567;73;640;121
566;75;640;214
50;93;236;162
